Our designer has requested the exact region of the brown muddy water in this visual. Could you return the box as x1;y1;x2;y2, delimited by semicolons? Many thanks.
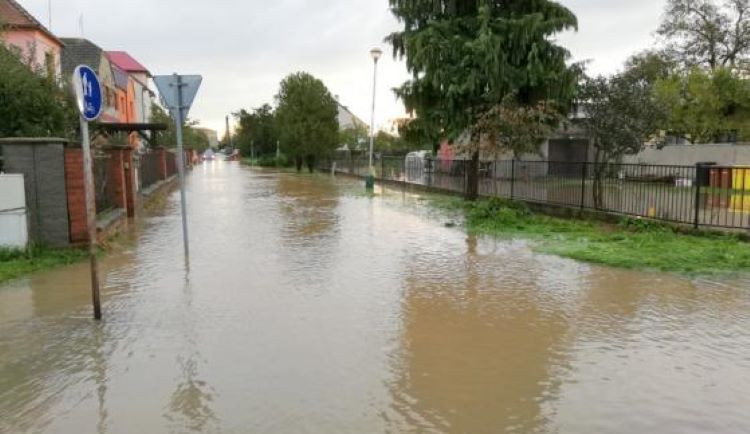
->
1;162;749;434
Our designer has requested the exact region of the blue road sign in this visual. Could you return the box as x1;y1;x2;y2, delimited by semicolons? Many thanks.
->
73;65;103;121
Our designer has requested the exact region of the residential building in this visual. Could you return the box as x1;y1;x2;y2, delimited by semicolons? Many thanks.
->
0;0;62;80
110;63;132;123
60;38;120;122
337;101;368;131
106;51;154;124
336;99;368;152
106;51;155;148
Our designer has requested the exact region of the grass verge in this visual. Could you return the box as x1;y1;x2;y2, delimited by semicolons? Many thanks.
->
431;196;750;275
0;246;88;285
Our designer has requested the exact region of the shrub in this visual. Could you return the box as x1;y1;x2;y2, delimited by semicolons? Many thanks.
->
0;45;76;138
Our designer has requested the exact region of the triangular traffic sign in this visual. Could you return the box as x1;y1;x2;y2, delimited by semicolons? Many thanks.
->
153;74;203;120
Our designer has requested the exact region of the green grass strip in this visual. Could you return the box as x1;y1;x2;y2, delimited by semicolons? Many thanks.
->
431;196;750;275
0;246;87;285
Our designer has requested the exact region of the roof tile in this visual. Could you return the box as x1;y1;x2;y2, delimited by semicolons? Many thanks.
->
106;51;150;76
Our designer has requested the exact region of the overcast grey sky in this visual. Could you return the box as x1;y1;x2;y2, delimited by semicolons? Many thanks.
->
22;0;666;135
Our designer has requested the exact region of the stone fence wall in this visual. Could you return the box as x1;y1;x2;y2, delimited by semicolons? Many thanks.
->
0;138;70;247
1;138;190;247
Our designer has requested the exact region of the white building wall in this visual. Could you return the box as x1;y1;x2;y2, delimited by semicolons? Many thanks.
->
624;144;750;166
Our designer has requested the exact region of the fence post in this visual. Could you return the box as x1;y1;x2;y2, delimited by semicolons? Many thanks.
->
693;163;702;229
123;148;137;218
580;162;587;210
510;159;515;200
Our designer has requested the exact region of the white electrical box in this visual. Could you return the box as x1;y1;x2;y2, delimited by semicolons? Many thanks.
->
0;174;28;248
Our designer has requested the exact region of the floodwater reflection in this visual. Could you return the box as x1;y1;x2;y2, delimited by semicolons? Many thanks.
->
0;162;748;433
386;235;576;433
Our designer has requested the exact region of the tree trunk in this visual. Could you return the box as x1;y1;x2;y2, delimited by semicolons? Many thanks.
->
295;156;303;172
306;154;316;173
465;150;480;201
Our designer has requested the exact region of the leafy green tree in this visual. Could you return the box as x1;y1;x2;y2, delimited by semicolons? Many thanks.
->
0;44;76;138
339;123;368;152
371;131;408;155
388;0;580;199
654;67;750;142
234;104;279;158
578;75;666;208
397;117;441;153
275;72;339;172
658;0;750;70
149;103;210;152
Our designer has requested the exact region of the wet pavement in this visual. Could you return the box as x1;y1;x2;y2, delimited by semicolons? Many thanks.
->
1;161;749;433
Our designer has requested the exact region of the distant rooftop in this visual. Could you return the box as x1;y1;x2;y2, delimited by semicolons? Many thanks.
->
106;51;150;76
60;38;105;78
0;0;62;46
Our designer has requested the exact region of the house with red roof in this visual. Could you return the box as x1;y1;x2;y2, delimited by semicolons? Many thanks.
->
0;0;63;79
106;51;154;126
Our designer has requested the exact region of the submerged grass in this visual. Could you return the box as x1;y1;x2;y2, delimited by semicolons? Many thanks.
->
430;196;750;275
0;246;87;285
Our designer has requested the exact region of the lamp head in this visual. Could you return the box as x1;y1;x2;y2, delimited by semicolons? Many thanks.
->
370;47;383;62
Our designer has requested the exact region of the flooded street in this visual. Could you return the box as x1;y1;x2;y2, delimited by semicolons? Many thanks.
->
1;161;749;433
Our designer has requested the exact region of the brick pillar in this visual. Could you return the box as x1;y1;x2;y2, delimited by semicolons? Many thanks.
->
106;147;128;210
185;148;194;168
123;148;138;218
156;147;168;180
64;147;88;243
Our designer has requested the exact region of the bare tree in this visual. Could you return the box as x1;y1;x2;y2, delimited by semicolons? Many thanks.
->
658;0;750;70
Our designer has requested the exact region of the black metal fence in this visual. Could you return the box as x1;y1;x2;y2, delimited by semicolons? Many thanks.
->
138;152;162;191
321;157;750;230
93;153;118;214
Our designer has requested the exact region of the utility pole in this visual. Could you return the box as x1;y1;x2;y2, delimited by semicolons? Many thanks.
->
366;47;383;190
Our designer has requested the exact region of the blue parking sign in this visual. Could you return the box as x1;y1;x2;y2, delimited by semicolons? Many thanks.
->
73;65;103;121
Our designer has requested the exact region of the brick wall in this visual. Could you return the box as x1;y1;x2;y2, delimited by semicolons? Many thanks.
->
2;139;192;246
64;147;87;244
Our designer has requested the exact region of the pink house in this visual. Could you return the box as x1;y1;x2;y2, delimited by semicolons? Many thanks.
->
0;0;63;80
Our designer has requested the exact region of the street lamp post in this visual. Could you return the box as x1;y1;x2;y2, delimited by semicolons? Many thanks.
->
366;47;382;190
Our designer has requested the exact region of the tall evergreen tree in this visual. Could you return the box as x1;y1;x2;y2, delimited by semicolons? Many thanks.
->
387;0;580;199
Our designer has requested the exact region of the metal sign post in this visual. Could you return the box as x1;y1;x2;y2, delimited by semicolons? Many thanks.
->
73;65;104;320
154;74;202;263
